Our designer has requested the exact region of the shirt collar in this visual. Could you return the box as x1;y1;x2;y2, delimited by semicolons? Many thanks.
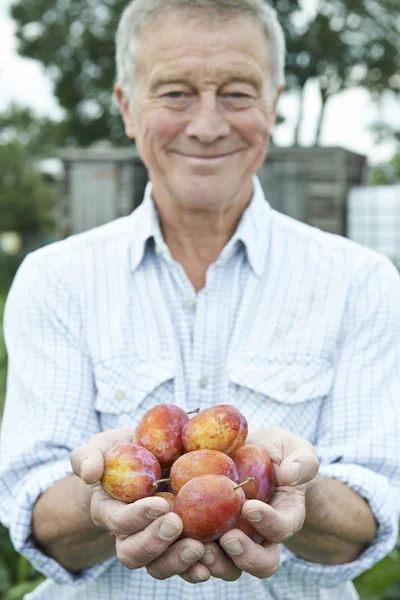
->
218;175;272;277
129;175;272;277
128;182;163;272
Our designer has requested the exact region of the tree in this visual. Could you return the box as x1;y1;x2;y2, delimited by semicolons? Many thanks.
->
9;0;400;147
9;0;303;147
287;0;400;145
0;142;56;240
369;150;400;185
0;104;64;157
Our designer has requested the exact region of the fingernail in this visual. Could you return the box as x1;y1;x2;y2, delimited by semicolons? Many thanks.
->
158;519;180;540
191;572;205;582
245;509;262;522
146;507;167;519
181;548;201;563
292;462;302;484
202;550;214;564
223;539;243;555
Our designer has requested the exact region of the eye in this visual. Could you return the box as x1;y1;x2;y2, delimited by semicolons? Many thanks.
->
165;91;186;99
226;92;250;98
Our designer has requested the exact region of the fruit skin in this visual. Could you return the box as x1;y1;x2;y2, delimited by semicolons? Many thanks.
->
236;515;264;544
230;444;275;502
154;491;176;511
101;442;161;503
181;404;248;456
174;474;245;542
136;404;189;467
170;449;239;494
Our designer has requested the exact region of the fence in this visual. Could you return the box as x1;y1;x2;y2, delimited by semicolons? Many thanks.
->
58;146;368;238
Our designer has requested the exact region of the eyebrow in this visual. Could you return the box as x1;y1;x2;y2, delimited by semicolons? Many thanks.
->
149;68;264;91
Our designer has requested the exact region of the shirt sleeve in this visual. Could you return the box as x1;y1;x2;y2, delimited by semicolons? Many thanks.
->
0;252;116;585
284;254;400;587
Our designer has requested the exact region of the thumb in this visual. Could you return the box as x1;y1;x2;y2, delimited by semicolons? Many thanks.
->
277;451;320;487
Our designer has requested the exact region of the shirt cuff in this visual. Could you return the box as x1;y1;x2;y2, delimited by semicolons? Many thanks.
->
9;458;116;585
283;463;399;588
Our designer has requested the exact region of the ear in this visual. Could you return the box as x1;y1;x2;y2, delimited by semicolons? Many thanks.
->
271;83;285;123
114;84;136;139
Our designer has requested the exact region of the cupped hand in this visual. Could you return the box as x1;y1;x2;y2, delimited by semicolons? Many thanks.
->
70;428;207;581
186;426;320;581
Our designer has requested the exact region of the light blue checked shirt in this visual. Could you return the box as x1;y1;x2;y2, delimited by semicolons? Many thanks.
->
1;177;399;600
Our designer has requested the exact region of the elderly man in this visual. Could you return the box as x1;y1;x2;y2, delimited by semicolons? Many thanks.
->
0;1;399;599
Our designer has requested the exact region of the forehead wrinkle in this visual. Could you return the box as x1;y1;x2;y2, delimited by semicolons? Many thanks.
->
149;60;266;91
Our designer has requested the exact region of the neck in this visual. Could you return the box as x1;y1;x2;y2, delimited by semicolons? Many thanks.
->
154;197;250;292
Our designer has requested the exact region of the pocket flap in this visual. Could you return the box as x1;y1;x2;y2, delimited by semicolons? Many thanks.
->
94;356;174;414
229;357;333;404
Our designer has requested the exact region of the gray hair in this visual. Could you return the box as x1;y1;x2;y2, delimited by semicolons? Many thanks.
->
115;0;286;103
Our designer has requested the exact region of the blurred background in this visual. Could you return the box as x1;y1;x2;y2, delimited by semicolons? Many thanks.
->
0;0;399;598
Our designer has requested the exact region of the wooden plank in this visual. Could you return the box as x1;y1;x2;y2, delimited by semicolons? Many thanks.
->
308;217;344;235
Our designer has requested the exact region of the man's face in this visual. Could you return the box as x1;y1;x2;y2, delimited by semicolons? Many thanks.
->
116;12;283;212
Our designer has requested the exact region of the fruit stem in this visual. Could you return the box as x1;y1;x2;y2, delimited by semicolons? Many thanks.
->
233;477;254;491
152;478;171;488
186;408;200;415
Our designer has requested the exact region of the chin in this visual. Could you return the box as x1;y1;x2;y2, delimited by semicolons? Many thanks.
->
170;175;244;211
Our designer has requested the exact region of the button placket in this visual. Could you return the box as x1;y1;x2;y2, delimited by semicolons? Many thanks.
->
284;380;298;393
199;377;208;389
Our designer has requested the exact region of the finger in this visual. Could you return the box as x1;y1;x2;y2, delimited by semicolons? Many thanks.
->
199;541;242;581
71;428;136;484
145;538;205;580
180;563;212;584
279;451;320;487
115;513;183;570
242;496;306;544
219;529;279;578
247;427;319;486
90;488;171;539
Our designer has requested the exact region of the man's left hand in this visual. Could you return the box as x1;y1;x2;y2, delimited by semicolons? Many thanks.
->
171;427;319;583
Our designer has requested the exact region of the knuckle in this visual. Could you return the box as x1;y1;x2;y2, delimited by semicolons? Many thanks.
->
257;560;279;579
270;527;292;544
116;544;138;570
99;511;121;537
137;537;163;563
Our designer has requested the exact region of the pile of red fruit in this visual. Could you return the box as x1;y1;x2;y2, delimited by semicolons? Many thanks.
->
100;403;275;543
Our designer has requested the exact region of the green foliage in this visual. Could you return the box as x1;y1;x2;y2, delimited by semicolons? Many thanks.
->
354;540;400;600
0;105;64;159
0;142;56;237
9;0;399;147
0;288;43;599
369;152;400;185
0;524;44;600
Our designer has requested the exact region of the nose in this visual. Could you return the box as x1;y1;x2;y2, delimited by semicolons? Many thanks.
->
185;92;231;143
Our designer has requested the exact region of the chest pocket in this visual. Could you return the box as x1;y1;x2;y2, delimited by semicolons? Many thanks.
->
93;355;175;429
228;356;334;442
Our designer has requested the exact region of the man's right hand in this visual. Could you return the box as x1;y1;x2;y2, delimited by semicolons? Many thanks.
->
70;428;210;583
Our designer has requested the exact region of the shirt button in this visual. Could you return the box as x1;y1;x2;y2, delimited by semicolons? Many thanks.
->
284;380;298;393
184;298;197;309
114;390;126;401
199;377;208;389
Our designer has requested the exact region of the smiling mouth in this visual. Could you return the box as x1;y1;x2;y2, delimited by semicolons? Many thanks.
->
175;150;241;159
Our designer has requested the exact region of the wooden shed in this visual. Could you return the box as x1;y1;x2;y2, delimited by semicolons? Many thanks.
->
58;146;368;238
258;146;369;236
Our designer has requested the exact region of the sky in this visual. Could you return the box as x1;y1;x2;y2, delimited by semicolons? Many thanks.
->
1;0;399;167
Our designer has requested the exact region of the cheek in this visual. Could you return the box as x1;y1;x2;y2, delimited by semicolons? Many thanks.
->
138;108;184;148
235;109;272;147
